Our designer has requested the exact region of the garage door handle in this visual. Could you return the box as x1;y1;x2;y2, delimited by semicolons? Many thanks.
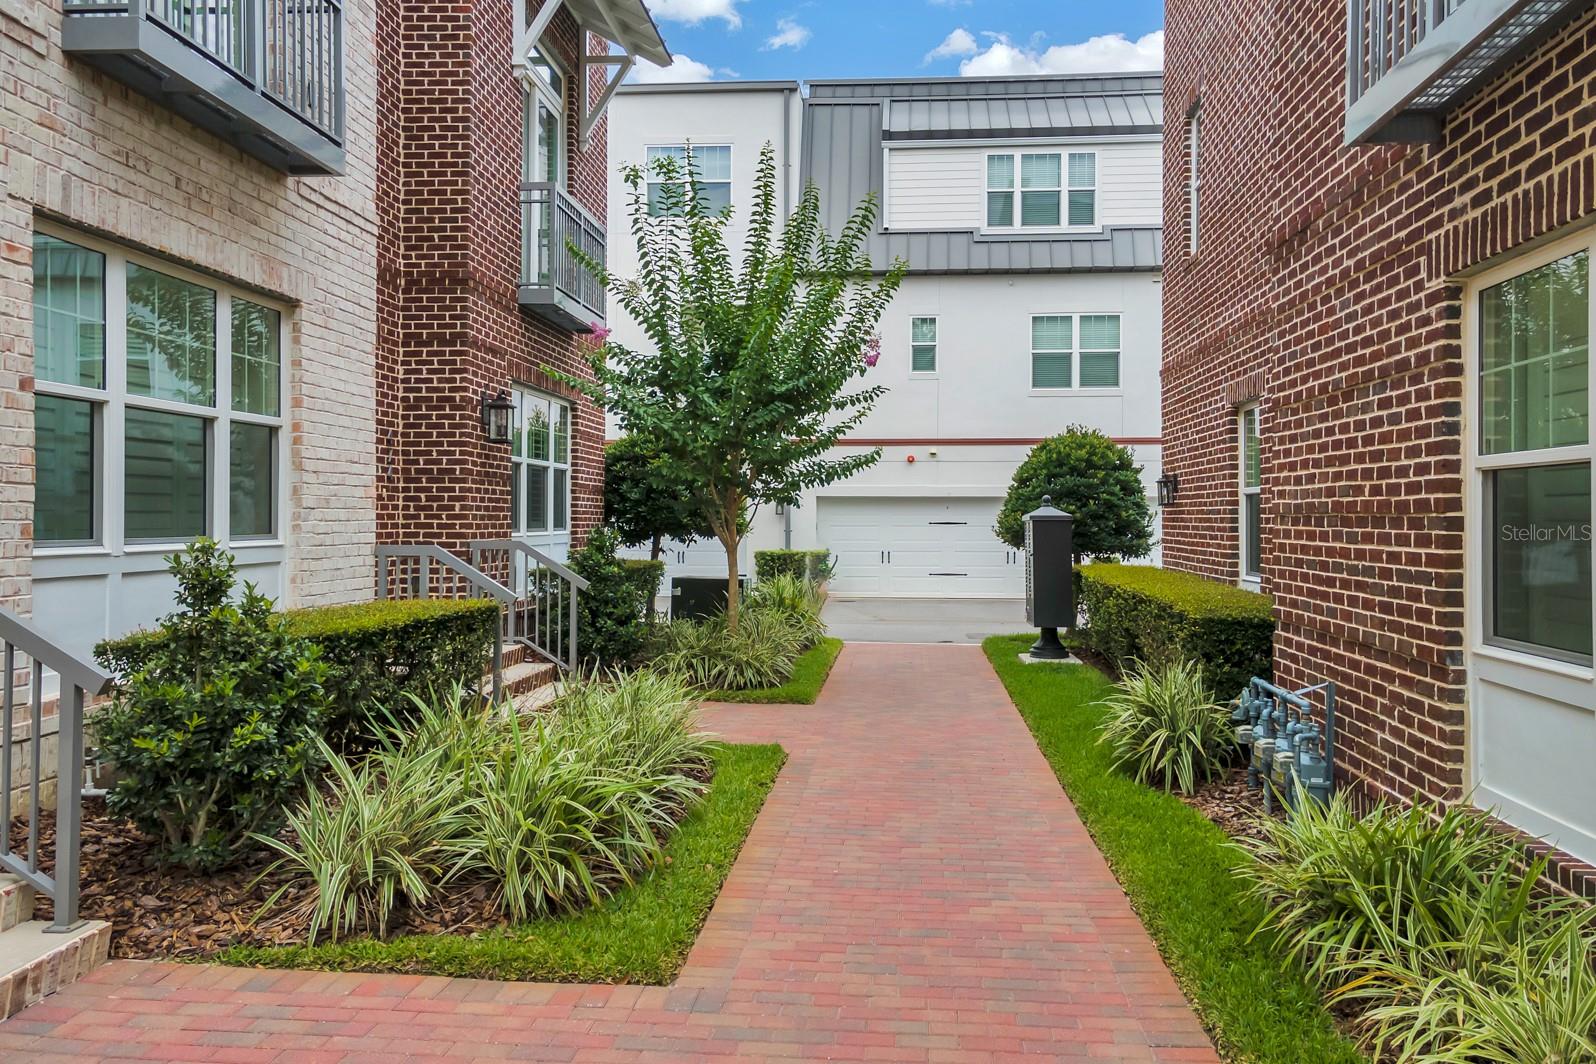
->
929;572;967;577
927;521;968;525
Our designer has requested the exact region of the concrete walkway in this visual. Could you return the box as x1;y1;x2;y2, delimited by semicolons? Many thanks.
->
0;644;1217;1062
820;597;1026;644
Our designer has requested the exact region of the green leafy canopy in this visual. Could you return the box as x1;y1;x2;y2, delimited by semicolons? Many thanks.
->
553;142;906;623
995;426;1155;558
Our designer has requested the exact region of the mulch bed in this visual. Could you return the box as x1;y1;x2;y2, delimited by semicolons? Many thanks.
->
1177;763;1276;843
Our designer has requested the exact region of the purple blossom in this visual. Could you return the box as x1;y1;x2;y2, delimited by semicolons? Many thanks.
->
863;333;881;368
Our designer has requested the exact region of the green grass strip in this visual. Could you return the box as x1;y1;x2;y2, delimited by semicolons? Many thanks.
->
982;635;1364;1064
704;637;843;704
216;742;785;984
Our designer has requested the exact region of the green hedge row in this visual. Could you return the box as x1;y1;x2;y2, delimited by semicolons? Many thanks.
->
96;598;501;743
1077;563;1274;698
753;549;832;583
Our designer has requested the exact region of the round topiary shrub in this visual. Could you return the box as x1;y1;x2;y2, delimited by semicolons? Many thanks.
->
995;426;1155;559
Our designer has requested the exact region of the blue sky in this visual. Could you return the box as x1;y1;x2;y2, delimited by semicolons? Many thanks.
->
629;0;1165;83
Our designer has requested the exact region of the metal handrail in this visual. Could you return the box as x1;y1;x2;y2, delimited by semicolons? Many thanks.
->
519;181;607;320
375;545;513;702
0;606;114;933
469;540;589;673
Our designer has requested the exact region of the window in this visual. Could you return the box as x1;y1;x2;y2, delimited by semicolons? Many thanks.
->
987;152;1095;229
1476;247;1591;664
1239;405;1262;582
510;389;572;544
30;226;285;548
646;144;732;216
911;317;937;373
1030;314;1121;389
1186;105;1202;255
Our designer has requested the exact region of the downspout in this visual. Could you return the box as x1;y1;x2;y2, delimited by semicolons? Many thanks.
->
782;84;796;213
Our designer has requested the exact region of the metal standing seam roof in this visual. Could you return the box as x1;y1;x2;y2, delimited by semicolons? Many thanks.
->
883;93;1164;140
801;92;1164;275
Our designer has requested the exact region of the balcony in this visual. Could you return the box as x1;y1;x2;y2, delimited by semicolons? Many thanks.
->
1345;0;1586;144
519;182;606;333
62;0;344;175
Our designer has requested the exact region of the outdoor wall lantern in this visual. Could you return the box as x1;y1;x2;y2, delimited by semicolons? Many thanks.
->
1156;472;1180;507
481;389;515;444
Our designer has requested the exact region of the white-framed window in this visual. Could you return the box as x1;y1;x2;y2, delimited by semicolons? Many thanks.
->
524;45;565;185
1029;313;1120;389
510;388;572;546
32;224;286;551
646;144;732;216
986;151;1096;230
1186;104;1202;256
910;316;938;374
1472;241;1591;666
1239;403;1262;583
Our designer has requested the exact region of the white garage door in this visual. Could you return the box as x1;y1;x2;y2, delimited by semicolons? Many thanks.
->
818;497;1024;597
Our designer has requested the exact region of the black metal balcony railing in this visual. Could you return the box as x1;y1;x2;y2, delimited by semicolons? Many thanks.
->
62;0;345;174
519;182;606;334
1345;0;1585;143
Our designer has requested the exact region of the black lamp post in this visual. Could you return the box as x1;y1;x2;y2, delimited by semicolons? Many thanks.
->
1156;472;1179;507
481;389;515;444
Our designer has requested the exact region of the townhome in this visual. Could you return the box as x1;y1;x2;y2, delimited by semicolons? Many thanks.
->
608;74;1166;601
1162;0;1595;885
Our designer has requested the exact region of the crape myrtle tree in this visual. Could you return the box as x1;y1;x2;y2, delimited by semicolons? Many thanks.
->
559;143;906;627
603;433;714;561
994;426;1155;562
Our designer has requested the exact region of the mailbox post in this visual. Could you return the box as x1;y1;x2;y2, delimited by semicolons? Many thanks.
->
1024;496;1075;659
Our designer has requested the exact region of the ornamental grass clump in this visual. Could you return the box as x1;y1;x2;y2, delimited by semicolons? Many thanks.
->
744;572;827;649
651;608;806;691
1094;657;1232;795
1238;790;1596;1062
256;673;713;943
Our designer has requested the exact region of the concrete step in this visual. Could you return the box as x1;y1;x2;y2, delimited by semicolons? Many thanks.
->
0;918;111;1021
499;659;559;698
0;876;34;933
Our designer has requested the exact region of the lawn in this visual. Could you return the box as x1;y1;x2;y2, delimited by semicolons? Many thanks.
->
217;742;784;984
704;637;842;704
982;635;1364;1064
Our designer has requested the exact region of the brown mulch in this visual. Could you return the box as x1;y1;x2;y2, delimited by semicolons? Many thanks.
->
1177;763;1278;843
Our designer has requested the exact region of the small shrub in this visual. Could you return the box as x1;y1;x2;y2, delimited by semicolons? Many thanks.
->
745;572;827;648
93;539;329;871
753;549;833;584
570;527;657;668
994;427;1154;557
1078;562;1274;697
651;609;805;691
1095;658;1232;795
99;597;500;747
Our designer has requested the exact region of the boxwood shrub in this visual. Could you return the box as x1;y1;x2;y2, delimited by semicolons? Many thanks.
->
1077;563;1274;699
97;598;500;744
569;529;663;669
753;549;832;584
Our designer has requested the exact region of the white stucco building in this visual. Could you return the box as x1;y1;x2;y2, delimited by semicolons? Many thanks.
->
607;74;1165;601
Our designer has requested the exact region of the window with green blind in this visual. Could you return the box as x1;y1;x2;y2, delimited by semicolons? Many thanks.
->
1078;314;1120;387
1031;315;1073;388
1067;153;1097;226
648;144;733;216
911;317;938;373
35;395;96;544
986;154;1015;227
125;407;207;541
988;153;1067;228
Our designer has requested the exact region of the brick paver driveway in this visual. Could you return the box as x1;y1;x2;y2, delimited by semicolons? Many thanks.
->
1;643;1217;1062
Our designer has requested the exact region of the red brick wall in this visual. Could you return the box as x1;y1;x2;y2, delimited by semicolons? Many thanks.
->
1162;1;1596;805
373;0;607;554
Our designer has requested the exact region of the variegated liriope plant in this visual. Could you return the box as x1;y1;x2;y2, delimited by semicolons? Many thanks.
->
555;143;907;629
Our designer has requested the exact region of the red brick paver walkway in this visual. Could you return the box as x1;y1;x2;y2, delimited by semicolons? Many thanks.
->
0;643;1217;1062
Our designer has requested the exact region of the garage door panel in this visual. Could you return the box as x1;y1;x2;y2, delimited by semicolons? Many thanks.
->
818;497;1024;598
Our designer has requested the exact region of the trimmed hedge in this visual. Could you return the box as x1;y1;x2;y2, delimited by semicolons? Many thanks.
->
96;598;500;744
753;549;832;584
1077;563;1274;699
622;558;666;609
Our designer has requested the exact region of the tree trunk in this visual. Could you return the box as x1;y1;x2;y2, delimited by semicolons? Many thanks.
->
650;533;663;562
722;532;741;630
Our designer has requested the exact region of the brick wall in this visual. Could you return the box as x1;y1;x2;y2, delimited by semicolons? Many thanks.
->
0;0;380;615
1162;1;1596;805
373;0;607;554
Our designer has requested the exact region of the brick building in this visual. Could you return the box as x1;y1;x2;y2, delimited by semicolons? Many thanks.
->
1;0;667;666
1161;0;1595;882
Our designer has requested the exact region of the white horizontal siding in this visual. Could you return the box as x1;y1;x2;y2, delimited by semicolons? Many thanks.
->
885;139;1162;231
886;148;982;229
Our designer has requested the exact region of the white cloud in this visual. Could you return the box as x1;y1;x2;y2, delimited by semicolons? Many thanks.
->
958;29;1164;76
629;53;717;83
924;27;978;63
763;17;811;50
646;0;743;28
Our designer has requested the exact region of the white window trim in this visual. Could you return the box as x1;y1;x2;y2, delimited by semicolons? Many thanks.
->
1462;227;1595;674
32;221;290;560
1186;105;1201;257
509;387;573;548
644;142;734;214
523;44;568;186
1026;312;1123;393
983;149;1101;236
909;315;938;377
1238;403;1262;588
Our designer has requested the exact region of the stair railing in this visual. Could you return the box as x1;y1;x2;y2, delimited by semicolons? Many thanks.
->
374;545;516;704
468;540;590;672
0;606;114;932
